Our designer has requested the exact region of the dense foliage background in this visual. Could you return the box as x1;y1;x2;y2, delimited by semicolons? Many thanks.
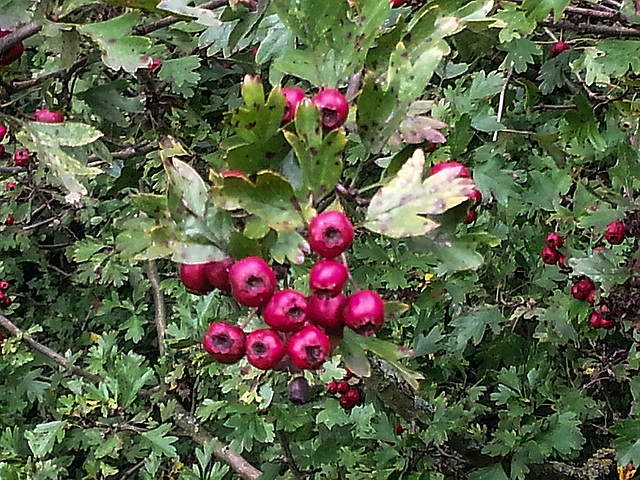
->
2;0;640;478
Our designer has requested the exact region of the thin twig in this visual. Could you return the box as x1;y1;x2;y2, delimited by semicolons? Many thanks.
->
22;215;58;231
0;22;42;55
87;143;156;165
492;69;513;142
543;27;559;42
174;403;262;480
240;308;260;329
540;18;640;37
10;57;88;93
0;314;103;383
119;460;145;480
276;429;304;480
147;261;167;357
132;0;228;36
0;166;25;175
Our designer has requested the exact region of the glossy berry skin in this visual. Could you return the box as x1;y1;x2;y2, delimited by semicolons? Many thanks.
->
604;221;625;245
390;0;406;6
343;290;385;337
600;318;616;329
204;258;234;292
6;182;15;191
309;260;348;296
0;292;11;307
586;289;595;305
339;389;361;410
5;215;14;226
203;322;246;364
557;255;570;270
281;88;306;125
327;380;340;394
180;263;213;295
571;279;595;301
308;210;354;259
286;325;331;370
336;380;350;394
541;247;560;265
307;293;346;331
13;148;30;167
148;58;162;73
429;161;470;178
0;30;24;66
0;125;6;141
34;108;64;123
464;208;477;224
311;89;349;130
550;41;570;58
263;289;308;332
545;232;563;249
468;189;482;206
588;311;603;328
396;423;404;435
229;257;276;307
0;281;9;291
245;329;285;369
220;169;248;179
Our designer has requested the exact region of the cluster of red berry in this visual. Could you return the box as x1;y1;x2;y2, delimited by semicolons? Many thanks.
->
326;368;362;410
281;88;348;130
0;281;12;308
1;109;64;167
191;210;385;374
541;220;626;329
0;30;24;66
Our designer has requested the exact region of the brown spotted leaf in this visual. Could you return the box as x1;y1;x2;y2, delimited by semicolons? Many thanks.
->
365;149;475;238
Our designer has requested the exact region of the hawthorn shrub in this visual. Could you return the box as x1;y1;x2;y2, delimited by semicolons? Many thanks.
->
2;0;640;479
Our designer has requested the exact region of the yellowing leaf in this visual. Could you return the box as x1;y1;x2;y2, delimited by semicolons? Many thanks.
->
365;148;475;238
619;464;637;480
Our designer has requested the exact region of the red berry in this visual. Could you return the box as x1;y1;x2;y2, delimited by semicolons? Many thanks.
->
202;321;246;364
0;332;5;347
204;258;234;292
588;311;603;328
308;210;354;259
0;146;4;157
571;279;595;301
336;380;350;394
0;30;24;66
307;293;346;331
339;389;361;410
343;290;385;337
396;423;404;435
148;58;162;73
545;232;563;249
463;208;477;224
263;289;308;332
180;263;213;295
541;247;560;265
285;325;331;370
586;289;595;305
0;125;6;141
390;0;406;6
327;380;340;394
600;318;616;329
245;328;285;369
0;292;11;307
281;87;306;125
429;162;470;178
550;41;570;58
311;89;349;130
6;182;15;191
0;281;10;291
13;148;30;167
34;108;64;123
557;255;570;270
604;220;625;245
229;257;276;307
343;368;353;380
468;189;482;206
309;259;348;296
5;215;14;226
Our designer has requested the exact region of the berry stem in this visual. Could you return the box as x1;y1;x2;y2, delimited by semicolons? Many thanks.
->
240;307;260;329
341;252;360;292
